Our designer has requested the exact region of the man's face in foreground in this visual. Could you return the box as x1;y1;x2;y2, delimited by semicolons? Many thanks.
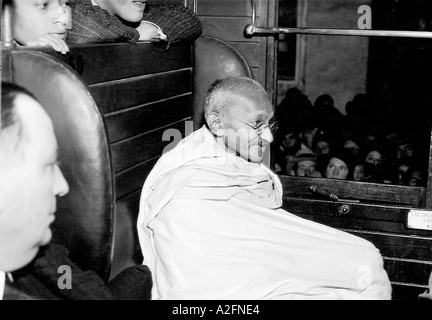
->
0;94;69;272
221;94;274;164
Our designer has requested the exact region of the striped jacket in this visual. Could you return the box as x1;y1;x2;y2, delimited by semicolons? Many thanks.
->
66;0;202;48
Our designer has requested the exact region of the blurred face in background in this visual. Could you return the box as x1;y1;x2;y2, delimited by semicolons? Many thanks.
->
353;164;364;181
295;159;316;177
316;140;330;156
365;150;382;166
300;127;318;149
325;157;349;180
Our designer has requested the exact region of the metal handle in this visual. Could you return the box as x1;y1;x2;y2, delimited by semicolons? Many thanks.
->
245;0;432;39
308;186;339;201
2;4;16;48
308;186;360;203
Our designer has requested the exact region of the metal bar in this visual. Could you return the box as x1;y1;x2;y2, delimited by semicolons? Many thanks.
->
2;4;15;48
246;0;432;39
250;0;255;26
245;25;432;39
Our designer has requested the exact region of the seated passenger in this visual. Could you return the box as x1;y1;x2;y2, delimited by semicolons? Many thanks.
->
137;76;392;300
0;82;152;300
353;163;365;182
293;147;321;178
3;0;71;54
67;0;202;47
324;147;356;180
0;82;68;298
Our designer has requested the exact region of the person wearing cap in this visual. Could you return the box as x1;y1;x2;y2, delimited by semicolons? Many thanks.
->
297;119;319;151
325;147;356;180
293;147;321;177
362;147;389;183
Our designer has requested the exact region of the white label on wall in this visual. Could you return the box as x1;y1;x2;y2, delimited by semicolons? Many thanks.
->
407;210;432;231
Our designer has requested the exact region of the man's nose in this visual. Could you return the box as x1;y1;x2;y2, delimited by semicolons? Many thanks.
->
54;165;70;197
261;127;273;143
56;5;71;28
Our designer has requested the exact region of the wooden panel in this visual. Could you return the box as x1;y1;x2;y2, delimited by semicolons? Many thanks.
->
284;198;408;224
197;0;253;16
384;259;432;286
111;120;187;173
280;175;426;207
285;198;432;300
342;230;432;261
292;212;432;237
290;211;432;260
104;95;192;143
232;43;261;67
200;16;259;43
88;69;192;113
63;42;192;85
197;0;275;94
115;158;159;200
110;190;143;279
250;67;259;81
391;283;428;300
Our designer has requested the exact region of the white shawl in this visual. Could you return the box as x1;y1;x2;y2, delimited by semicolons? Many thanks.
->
137;127;392;300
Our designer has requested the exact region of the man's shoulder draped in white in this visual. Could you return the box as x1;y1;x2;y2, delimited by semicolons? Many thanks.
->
137;127;392;300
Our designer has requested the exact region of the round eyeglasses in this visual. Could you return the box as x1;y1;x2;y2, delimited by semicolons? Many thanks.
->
230;115;279;136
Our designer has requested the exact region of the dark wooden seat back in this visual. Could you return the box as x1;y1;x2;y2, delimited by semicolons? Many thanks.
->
6;49;114;280
3;42;194;280
192;35;252;129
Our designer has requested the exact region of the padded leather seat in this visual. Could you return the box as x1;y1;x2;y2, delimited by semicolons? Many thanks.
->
9;50;114;281
193;35;252;130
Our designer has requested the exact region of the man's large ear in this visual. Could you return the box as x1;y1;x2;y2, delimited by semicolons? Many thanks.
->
206;112;224;137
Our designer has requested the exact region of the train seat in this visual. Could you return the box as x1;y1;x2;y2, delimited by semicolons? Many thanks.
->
5;49;114;281
192;35;252;129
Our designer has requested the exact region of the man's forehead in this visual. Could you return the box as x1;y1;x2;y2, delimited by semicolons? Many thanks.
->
15;94;57;147
298;160;315;166
227;93;272;117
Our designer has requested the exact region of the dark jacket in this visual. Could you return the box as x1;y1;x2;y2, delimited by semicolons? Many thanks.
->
66;0;202;47
6;243;152;300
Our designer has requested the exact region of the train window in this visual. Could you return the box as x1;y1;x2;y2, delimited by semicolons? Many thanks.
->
244;0;432;298
277;0;298;81
274;0;432;190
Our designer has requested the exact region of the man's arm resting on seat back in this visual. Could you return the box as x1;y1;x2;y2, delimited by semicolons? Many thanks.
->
66;3;140;44
142;4;202;46
66;3;201;45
